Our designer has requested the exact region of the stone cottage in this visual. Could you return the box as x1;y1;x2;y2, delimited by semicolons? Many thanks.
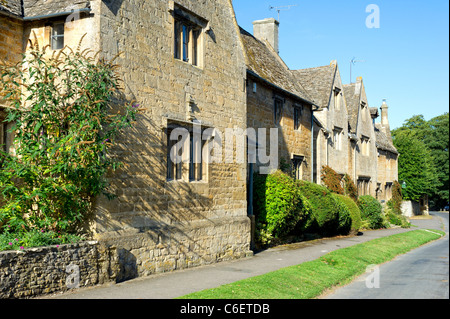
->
240;18;316;182
1;0;252;280
0;0;400;286
292;60;349;183
344;77;379;197
374;100;399;202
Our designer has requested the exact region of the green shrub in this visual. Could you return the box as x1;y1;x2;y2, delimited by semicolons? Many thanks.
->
0;230;82;251
390;181;404;215
333;194;362;234
253;171;311;244
0;38;138;237
296;180;341;236
357;195;385;229
321;165;344;195
384;203;410;228
330;194;352;235
343;174;358;202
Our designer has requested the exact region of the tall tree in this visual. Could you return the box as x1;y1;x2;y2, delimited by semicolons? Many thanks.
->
425;113;449;208
392;128;440;202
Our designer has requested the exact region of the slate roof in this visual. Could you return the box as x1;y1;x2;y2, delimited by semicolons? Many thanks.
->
239;27;314;105
375;123;398;154
0;0;22;16
0;0;90;18
343;83;361;134
291;65;336;109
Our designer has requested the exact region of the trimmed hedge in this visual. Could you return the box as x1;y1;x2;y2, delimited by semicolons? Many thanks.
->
253;171;311;244
333;194;362;234
296;180;341;236
357;195;385;229
330;194;352;235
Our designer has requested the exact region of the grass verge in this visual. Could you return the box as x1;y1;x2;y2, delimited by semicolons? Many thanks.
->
179;229;445;299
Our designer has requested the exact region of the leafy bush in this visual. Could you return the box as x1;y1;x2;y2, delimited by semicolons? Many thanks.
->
330;194;352;235
357;195;386;229
390;181;403;215
333;194;362;234
321;165;344;195
385;199;410;229
253;171;311;244
296;180;341;236
0;229;82;251
343;174;358;202
0;37;138;238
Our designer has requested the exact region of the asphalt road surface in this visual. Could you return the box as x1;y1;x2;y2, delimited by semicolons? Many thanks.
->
324;212;449;299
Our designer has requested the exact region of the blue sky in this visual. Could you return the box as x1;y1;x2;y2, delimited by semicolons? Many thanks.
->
232;0;449;129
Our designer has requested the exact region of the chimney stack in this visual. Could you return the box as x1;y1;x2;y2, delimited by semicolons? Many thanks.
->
380;99;392;139
253;18;280;54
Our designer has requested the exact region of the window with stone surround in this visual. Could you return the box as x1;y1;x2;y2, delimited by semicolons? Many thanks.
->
333;127;343;150
172;3;206;67
361;135;370;156
0;118;14;158
357;177;371;196
292;155;304;180
273;96;284;125
166;122;207;182
294;104;303;131
50;22;65;50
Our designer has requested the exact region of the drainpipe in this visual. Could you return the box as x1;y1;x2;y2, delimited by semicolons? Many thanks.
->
311;109;314;183
311;105;320;183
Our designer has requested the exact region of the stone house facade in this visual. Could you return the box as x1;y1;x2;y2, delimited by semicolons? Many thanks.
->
1;0;252;280
292;61;349;183
374;100;399;202
344;77;379;197
240;19;316;183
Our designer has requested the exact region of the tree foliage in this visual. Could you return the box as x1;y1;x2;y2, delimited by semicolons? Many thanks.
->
0;37;138;236
392;113;448;207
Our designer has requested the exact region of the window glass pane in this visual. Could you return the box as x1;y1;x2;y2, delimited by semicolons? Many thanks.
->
182;25;189;62
174;21;181;59
51;23;64;50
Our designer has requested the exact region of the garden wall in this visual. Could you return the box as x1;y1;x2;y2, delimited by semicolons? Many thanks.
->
0;241;118;299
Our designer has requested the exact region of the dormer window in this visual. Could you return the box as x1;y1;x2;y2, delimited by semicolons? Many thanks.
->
334;87;342;110
333;127;343;150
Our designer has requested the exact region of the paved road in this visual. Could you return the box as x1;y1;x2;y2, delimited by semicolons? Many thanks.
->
42;212;446;299
324;212;449;299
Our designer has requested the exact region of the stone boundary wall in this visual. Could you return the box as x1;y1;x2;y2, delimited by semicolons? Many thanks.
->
0;217;252;298
0;241;117;299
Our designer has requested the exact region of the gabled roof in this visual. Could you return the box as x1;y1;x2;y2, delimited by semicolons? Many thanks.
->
239;27;314;105
291;64;336;109
343;82;361;133
375;123;398;154
0;0;90;19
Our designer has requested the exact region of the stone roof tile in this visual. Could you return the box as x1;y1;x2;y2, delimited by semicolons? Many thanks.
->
1;0;90;18
375;123;398;154
291;65;336;109
240;27;314;104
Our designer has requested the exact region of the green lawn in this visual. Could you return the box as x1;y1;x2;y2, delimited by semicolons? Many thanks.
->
179;229;446;299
